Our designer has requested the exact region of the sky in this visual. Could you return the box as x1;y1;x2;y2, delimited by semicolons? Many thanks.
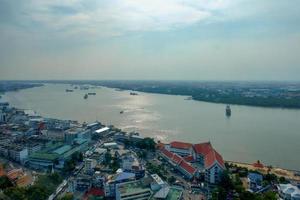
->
0;0;300;81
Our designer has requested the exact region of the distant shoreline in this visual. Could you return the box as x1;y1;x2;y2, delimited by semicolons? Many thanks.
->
4;80;300;109
91;84;300;109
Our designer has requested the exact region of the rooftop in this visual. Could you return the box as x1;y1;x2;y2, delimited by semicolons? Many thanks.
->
278;184;300;197
117;178;152;196
30;152;59;161
170;141;192;150
95;127;109;133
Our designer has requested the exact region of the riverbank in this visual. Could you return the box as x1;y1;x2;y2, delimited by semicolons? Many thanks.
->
0;81;43;93
227;160;300;182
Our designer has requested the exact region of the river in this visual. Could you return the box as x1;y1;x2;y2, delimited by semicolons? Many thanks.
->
2;84;300;170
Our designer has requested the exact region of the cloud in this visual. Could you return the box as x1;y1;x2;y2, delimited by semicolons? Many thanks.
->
1;0;234;37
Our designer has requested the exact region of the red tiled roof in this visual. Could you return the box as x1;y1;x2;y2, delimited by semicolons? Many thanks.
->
193;142;213;156
156;142;165;150
170;141;193;150
204;149;225;169
7;169;23;180
172;154;183;164
183;155;194;162
179;160;196;175
84;188;105;199
253;161;264;168
161;148;173;159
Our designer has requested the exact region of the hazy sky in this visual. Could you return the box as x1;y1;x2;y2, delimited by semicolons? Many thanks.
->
0;0;300;80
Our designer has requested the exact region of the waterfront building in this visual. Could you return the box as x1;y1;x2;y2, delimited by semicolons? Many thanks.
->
87;121;102;131
160;141;225;184
95;127;110;137
192;142;225;184
165;141;193;157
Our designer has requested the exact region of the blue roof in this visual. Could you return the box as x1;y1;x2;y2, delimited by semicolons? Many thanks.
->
115;172;135;182
248;173;263;182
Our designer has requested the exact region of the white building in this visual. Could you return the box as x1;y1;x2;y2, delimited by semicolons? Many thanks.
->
278;184;300;200
8;146;29;164
150;174;167;191
103;142;118;149
85;158;97;173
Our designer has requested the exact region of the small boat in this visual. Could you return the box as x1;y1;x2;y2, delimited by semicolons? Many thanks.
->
120;111;124;114
130;92;138;95
88;92;96;95
226;105;231;117
185;97;192;100
84;94;88;99
65;89;74;92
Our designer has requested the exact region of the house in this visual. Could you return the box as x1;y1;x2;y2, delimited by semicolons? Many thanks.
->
247;173;263;192
122;154;145;179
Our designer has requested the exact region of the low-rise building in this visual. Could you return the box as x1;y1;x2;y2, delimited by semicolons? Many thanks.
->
247;173;263;192
84;158;97;174
104;142;118;149
115;178;153;200
105;171;136;197
278;184;300;200
8;146;28;164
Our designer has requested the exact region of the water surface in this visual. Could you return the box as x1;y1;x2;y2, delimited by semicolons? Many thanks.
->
3;84;300;170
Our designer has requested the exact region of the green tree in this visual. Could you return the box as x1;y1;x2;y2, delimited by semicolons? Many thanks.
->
59;193;74;200
26;185;49;200
137;150;147;159
0;176;13;190
212;187;227;200
4;187;27;200
220;171;233;190
263;191;277;200
167;176;176;184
